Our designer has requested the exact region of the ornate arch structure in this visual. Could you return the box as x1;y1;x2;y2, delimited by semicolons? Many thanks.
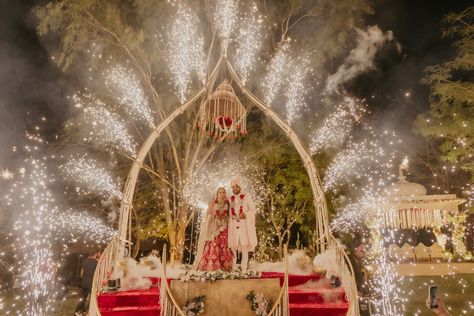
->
117;55;331;254
91;54;360;315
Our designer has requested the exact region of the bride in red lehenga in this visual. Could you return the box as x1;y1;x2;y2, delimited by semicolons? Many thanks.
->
194;187;234;271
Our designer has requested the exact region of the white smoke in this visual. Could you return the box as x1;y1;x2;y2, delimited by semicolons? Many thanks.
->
326;25;394;94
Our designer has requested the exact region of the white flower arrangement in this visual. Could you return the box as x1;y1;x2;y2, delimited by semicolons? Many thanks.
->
178;269;261;282
183;295;206;316
246;290;272;316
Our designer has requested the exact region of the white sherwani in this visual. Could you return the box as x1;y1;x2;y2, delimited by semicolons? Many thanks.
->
228;192;258;252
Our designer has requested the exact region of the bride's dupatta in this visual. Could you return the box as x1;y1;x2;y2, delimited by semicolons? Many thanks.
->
193;194;214;269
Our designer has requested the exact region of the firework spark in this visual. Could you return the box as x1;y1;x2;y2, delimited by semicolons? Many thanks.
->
323;129;399;192
234;3;264;84
61;157;123;199
262;41;291;106
9;159;57;315
183;158;264;211
310;97;366;154
325;126;405;314
213;0;238;50
78;97;137;157
55;210;116;243
0;168;14;180
284;60;308;125
105;66;155;128
167;3;206;103
3;158;116;315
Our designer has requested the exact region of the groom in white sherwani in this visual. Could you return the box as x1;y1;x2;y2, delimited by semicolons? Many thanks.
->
228;175;257;271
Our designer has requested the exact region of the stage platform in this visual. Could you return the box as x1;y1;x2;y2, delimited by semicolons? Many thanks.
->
97;272;349;316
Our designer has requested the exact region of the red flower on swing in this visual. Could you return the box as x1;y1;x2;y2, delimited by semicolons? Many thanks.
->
216;115;234;129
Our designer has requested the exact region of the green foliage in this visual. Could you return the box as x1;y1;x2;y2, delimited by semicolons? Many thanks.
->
415;7;474;180
35;0;145;71
133;178;169;240
241;113;315;260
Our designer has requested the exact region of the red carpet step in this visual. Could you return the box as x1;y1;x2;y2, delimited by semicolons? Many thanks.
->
260;272;324;287
97;273;349;316
289;302;349;316
99;305;160;316
289;287;346;304
98;287;160;309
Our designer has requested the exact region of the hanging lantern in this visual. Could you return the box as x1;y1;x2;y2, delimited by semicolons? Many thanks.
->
199;79;247;140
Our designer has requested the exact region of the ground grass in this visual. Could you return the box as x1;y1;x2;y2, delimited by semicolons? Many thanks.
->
402;274;474;315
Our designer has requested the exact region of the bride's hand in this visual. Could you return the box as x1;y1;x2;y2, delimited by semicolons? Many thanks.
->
239;213;246;219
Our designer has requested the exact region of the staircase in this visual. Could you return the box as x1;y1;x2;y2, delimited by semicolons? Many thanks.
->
97;278;161;316
261;272;349;316
97;274;348;316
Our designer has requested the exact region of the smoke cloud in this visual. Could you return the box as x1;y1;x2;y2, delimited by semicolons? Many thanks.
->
326;25;395;94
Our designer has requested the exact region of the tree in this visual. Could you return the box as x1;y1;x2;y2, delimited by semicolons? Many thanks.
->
236;112;314;261
35;0;372;262
415;6;474;180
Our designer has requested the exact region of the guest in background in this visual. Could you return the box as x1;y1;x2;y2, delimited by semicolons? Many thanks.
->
74;250;101;316
426;297;452;316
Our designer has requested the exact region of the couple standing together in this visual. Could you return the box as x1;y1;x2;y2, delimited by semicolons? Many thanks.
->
194;176;257;272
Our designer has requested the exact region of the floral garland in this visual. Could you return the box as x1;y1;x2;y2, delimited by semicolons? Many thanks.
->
179;269;260;282
183;295;206;316
246;290;272;316
231;194;246;220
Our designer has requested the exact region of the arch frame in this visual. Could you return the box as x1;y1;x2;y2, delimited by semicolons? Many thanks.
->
116;54;330;254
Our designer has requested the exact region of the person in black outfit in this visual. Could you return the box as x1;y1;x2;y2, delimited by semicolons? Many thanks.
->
74;250;101;316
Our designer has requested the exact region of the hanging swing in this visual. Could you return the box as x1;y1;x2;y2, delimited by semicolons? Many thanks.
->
199;79;247;140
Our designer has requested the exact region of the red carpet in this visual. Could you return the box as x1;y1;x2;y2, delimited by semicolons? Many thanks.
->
97;273;349;315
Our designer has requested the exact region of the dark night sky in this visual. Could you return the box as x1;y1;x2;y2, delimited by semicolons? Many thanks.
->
0;0;471;167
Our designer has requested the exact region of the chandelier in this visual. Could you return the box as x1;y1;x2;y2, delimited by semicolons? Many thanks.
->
199;79;247;140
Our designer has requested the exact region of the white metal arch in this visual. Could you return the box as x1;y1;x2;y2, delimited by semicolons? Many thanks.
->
116;55;330;253
105;53;359;315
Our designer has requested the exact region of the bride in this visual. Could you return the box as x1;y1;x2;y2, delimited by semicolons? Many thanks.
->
194;187;234;271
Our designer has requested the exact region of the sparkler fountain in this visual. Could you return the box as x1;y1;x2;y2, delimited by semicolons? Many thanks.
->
2;156;115;315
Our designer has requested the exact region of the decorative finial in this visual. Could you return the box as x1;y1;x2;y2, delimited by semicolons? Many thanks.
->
398;156;409;182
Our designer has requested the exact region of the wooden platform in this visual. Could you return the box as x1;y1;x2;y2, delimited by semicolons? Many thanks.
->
170;278;281;316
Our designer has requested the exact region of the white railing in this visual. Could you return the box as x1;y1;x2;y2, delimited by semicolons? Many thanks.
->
329;235;360;316
267;244;290;316
160;244;185;316
88;236;121;316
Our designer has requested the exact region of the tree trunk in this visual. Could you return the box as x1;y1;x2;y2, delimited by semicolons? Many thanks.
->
277;236;283;261
169;203;188;264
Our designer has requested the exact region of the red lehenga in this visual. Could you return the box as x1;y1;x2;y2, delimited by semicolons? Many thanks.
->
197;205;234;271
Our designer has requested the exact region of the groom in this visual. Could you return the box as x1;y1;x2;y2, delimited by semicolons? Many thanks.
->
228;175;257;271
